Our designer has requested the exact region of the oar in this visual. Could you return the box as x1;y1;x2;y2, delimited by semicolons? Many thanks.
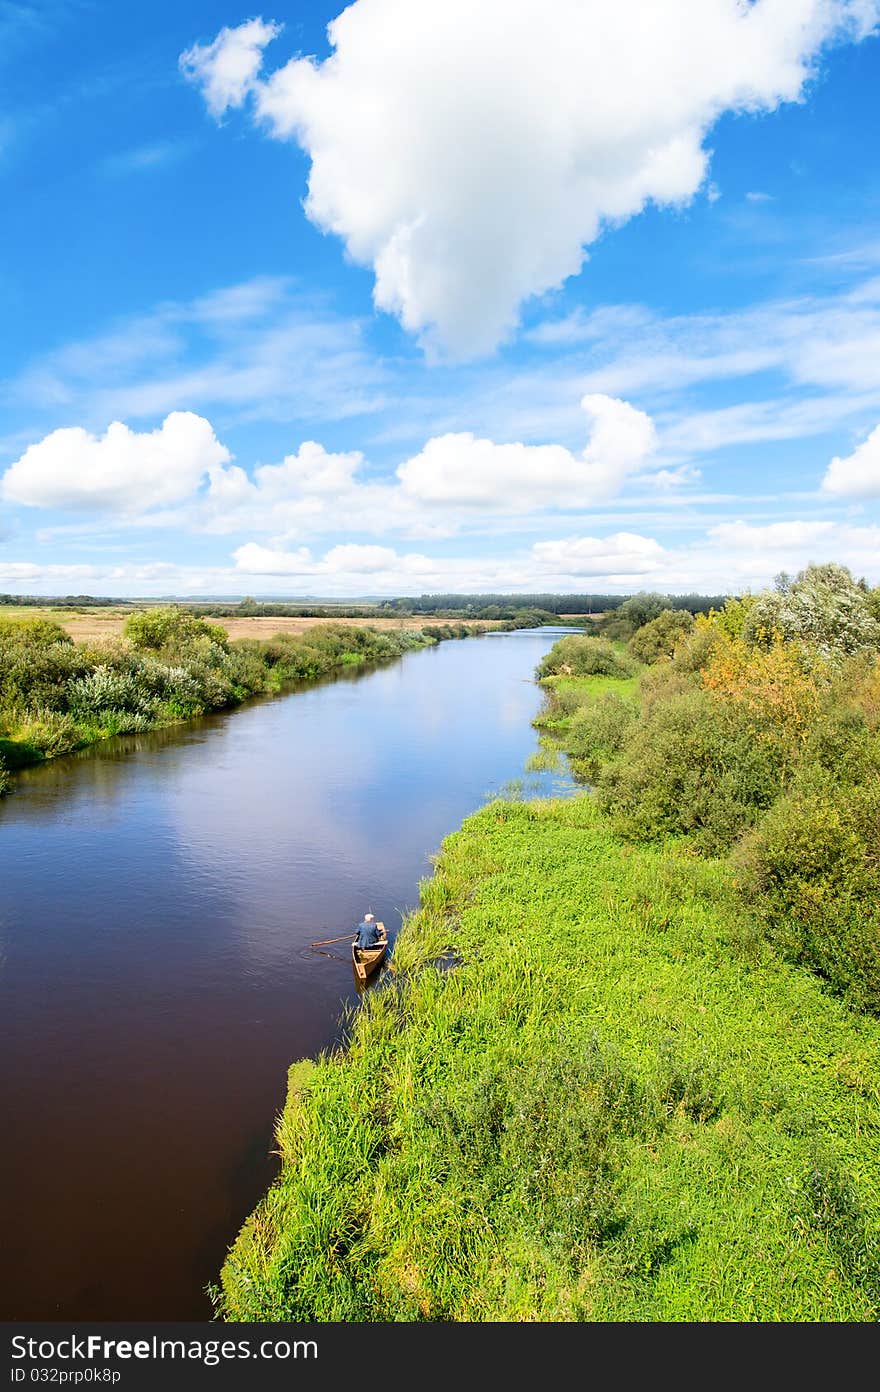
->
310;933;356;947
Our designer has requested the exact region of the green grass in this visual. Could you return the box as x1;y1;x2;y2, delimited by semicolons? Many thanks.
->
539;671;640;704
215;794;880;1322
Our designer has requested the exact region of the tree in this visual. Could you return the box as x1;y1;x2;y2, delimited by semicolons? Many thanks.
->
616;592;673;631
628;609;694;664
123;606;228;652
744;563;880;658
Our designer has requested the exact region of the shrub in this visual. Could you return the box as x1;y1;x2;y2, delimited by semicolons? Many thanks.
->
628;609;694;664
123;606;229;652
700;631;827;756
67;665;157;719
0;620;91;710
598;615;636;641
637;664;698;715
565;694;637;779
733;773;880;1012
4;710;83;761
0;755;9;796
538;636;635;680
223;645;271;698
598;689;788;853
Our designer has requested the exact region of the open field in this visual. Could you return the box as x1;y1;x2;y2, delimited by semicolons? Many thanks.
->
0;606;503;644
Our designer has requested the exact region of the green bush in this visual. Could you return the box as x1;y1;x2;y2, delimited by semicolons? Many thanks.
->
538;635;635;680
565;693;637;779
615;592;673;630
733;772;880;1011
67;665;157;719
628;609;695;664
3;710;83;761
598;689;787;853
0;619;91;711
123;606;229;652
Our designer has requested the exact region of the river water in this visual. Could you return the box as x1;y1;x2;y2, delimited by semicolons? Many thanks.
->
0;628;572;1319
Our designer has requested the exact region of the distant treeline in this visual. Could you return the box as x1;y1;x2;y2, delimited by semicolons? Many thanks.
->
2;592;730;620
387;593;729;616
0;594;125;608
183;600;577;622
184;593;729;621
181;600;387;619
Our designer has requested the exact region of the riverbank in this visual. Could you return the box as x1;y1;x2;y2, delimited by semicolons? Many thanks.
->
0;614;441;791
215;587;880;1321
215;794;880;1321
0;609;583;794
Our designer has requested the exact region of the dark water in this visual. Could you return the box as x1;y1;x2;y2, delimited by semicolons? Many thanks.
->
0;629;572;1320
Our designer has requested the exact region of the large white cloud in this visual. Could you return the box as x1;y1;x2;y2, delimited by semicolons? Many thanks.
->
530;532;666;577
0;393;662;538
0;392;659;535
1;412;230;513
181;1;879;357
397;395;656;507
821;424;880;496
203;392;661;535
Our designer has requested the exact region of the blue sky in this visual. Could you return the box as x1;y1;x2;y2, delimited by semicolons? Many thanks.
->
1;0;880;597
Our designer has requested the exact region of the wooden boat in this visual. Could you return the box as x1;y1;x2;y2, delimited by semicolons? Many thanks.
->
352;921;388;981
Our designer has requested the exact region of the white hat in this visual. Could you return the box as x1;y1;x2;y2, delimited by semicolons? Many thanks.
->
364;913;375;921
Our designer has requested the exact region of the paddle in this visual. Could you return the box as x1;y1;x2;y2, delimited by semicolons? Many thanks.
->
310;933;356;947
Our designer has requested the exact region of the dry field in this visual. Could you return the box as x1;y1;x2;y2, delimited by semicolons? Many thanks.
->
1;606;500;644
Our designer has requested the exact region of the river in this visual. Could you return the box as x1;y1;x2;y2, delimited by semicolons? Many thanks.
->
0;628;573;1319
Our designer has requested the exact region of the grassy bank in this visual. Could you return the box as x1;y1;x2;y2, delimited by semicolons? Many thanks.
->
215;793;880;1321
214;565;880;1322
0;609;442;792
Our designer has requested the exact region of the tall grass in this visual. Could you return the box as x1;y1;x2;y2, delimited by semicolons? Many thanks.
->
215;795;880;1321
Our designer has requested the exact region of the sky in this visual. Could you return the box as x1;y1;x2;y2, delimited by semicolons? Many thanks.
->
1;0;880;598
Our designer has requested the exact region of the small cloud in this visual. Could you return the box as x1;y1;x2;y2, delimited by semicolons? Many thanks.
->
649;465;702;490
745;190;773;203
822;424;880;499
180;18;282;120
706;182;722;204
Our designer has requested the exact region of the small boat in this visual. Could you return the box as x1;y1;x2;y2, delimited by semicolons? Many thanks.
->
352;921;388;981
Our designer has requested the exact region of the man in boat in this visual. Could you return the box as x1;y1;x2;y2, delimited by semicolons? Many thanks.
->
354;913;381;950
